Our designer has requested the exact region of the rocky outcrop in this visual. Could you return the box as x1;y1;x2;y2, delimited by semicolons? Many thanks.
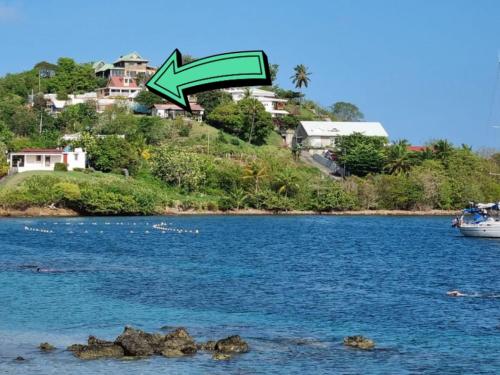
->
161;328;197;357
214;335;249;354
197;340;216;351
67;326;249;361
115;327;164;356
212;352;231;361
343;335;375;350
71;336;124;360
39;342;55;351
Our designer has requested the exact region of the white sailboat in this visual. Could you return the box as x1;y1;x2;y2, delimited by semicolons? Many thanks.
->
452;203;500;238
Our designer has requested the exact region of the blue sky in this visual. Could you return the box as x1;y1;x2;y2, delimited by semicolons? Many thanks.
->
1;0;499;148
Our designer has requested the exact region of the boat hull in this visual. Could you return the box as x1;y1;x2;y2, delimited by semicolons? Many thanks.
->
459;224;500;238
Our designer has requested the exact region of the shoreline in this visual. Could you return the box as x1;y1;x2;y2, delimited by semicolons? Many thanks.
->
0;207;460;218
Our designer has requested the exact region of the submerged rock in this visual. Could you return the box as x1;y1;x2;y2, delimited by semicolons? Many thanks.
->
214;335;249;354
212;352;231;361
343;335;375;350
161;327;197;357
72;336;124;360
39;342;55;351
115;326;164;356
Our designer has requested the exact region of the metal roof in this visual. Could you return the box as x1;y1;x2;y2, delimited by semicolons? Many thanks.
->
299;121;388;138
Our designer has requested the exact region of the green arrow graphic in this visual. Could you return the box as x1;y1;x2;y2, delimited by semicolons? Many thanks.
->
146;50;271;112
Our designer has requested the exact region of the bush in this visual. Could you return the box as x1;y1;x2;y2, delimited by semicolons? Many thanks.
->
54;162;68;172
151;147;208;192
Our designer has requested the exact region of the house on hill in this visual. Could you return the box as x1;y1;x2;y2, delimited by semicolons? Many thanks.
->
152;103;205;122
93;52;156;79
293;121;389;153
96;76;141;98
8;148;86;173
224;88;289;118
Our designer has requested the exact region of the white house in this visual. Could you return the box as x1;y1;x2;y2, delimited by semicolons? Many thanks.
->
224;87;289;117
152;102;205;122
293;121;389;153
9;148;86;173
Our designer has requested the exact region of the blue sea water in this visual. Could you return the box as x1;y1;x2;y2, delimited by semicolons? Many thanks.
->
0;215;498;374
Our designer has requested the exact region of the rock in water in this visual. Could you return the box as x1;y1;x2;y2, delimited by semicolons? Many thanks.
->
197;340;216;351
115;326;164;356
343;335;375;350
212;352;232;361
161;327;197;357
214;335;249;354
14;356;25;361
72;336;124;360
67;344;85;352
39;342;55;351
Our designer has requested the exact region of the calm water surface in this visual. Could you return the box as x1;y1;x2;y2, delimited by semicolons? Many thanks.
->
0;216;498;374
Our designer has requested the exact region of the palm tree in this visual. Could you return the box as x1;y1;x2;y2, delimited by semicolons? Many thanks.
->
243;88;252;98
242;162;267;194
433;139;453;161
229;188;249;210
291;64;311;90
385;139;413;175
275;169;299;197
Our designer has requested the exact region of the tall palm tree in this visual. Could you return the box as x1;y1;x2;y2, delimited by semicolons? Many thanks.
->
291;64;311;90
385;139;412;175
275;169;299;197
242;162;267;194
433;139;453;161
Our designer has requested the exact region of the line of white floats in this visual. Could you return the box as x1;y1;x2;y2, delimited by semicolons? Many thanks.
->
153;222;199;234
24;222;199;235
24;226;53;233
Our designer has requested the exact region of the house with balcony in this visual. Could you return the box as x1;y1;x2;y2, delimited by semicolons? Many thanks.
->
8;148;86;173
96;76;141;98
93;52;156;80
224;88;289;117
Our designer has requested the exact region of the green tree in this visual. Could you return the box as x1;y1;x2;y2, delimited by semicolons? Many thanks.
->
331;102;364;121
242;162;268;194
138;116;171;145
291;64;311;89
269;64;279;84
273;169;300;198
385;139;414;175
432;139;453;162
207;99;273;145
89;136;139;174
55;102;97;133
196;90;232;116
336;133;387;176
151;147;207;191
135;90;164;109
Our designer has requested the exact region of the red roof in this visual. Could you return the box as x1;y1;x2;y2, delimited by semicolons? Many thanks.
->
17;148;62;154
108;76;138;88
407;146;427;152
154;102;204;112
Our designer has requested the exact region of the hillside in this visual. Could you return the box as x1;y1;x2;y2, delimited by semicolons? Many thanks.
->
0;59;499;216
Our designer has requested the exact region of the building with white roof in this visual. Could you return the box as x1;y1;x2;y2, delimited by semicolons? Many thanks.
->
9;148;86;173
224;87;289;118
293;121;389;152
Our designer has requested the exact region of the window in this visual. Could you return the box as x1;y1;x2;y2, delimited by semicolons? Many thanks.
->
45;156;50;167
36;155;42;162
74;153;78;161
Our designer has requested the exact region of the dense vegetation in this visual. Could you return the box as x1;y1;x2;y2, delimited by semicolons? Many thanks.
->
0;58;498;215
